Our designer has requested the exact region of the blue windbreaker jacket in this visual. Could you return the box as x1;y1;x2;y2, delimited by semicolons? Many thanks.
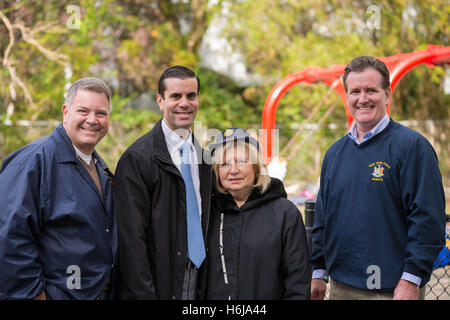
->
0;124;117;299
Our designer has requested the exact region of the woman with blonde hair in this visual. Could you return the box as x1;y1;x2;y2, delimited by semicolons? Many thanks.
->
204;128;311;300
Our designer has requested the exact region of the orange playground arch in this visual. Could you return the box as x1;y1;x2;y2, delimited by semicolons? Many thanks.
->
261;45;450;162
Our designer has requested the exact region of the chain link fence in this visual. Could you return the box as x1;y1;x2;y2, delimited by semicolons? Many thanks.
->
426;266;450;299
304;200;450;300
425;216;450;300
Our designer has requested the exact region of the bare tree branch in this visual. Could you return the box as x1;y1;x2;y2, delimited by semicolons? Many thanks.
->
12;22;69;65
0;10;70;121
0;10;14;67
187;0;207;52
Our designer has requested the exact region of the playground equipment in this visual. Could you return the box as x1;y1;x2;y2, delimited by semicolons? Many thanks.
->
261;45;450;162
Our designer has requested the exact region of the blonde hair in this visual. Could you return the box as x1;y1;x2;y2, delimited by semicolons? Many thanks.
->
212;140;271;194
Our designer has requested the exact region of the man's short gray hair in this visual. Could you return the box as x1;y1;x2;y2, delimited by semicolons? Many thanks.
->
64;77;111;108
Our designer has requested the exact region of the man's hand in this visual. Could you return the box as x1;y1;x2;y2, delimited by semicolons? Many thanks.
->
311;279;327;300
394;279;419;300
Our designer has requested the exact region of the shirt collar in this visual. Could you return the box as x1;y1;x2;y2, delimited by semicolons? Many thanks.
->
348;113;390;145
73;145;95;165
161;119;193;155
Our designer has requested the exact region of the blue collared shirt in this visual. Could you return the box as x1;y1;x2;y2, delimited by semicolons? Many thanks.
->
348;113;390;145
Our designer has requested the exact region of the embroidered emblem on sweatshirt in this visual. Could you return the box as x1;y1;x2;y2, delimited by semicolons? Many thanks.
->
368;161;390;181
223;128;234;137
372;165;384;178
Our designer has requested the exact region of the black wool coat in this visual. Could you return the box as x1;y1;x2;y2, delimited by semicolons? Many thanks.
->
114;119;212;300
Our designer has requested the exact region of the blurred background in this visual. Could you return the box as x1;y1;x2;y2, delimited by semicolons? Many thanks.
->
0;0;448;200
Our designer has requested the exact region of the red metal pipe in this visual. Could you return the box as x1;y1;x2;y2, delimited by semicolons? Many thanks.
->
261;45;450;162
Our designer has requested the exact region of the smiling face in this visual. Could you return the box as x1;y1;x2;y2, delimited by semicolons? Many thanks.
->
346;68;391;137
218;143;256;203
62;89;110;154
157;77;199;132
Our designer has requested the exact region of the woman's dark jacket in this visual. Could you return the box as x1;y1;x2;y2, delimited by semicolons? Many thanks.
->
205;177;312;300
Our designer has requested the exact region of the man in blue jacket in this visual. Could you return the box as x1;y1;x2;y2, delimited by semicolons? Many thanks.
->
310;56;446;300
0;77;117;300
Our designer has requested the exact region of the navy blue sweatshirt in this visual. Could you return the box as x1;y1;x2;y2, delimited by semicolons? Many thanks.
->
311;119;446;292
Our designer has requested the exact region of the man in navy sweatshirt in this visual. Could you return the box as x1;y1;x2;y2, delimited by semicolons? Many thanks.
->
310;56;446;300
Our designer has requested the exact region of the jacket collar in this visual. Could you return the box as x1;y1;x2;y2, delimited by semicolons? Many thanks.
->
53;124;79;163
214;177;286;212
52;124;110;201
53;123;103;166
154;119;175;164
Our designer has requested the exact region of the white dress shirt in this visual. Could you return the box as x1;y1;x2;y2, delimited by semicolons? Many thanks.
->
161;120;202;219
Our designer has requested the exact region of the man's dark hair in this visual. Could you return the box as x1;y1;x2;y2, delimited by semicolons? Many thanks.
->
158;65;200;98
343;56;390;92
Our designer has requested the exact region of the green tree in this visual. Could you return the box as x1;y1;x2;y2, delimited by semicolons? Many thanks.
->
220;0;449;181
1;0;448;184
